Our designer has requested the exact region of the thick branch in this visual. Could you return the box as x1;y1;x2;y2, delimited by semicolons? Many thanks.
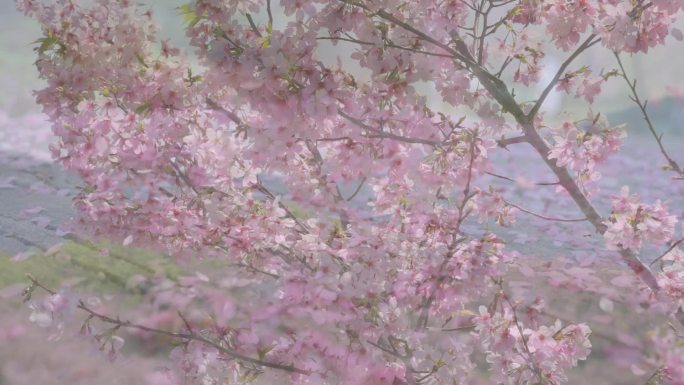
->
496;135;528;148
521;124;661;291
340;2;670;318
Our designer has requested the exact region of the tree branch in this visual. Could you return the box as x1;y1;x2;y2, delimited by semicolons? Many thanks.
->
484;171;559;186
650;237;684;266
346;177;367;201
503;198;588;223
76;301;308;374
416;135;479;329
528;34;600;119
340;1;674;322
338;110;442;146
496;135;528;148
613;52;683;177
26;276;308;375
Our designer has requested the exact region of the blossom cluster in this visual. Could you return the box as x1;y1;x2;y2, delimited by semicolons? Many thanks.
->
548;112;625;189
474;305;592;385
657;246;684;300
604;186;677;251
14;0;684;384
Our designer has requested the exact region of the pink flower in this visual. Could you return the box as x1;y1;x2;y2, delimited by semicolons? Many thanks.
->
604;187;677;251
44;293;69;313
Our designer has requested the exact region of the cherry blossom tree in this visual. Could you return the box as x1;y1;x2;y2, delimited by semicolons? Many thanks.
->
15;0;684;384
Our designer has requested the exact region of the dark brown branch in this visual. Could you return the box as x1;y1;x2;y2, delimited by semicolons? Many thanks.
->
315;136;353;143
266;0;274;28
484;171;559;186
366;339;405;358
650;237;684;266
27;276;308;375
628;1;653;18
416;135;479;329
503;292;544;383
245;14;262;37
441;324;476;332
476;0;491;64
643;367;666;385
254;178;311;234
338;110;442;146
522;123;662;291
316;36;454;59
76;301;308;374
528;34;600;118
206;98;243;125
613;52;683;176
26;274;56;295
177;311;194;334
232;261;280;279
496;135;528;148
346;177;367;201
337;1;472;65
503;199;588;223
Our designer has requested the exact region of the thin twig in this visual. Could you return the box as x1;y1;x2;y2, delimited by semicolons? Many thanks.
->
177;311;194;334
484;171;559;186
613;52;683;176
254;178;311;234
528;34;600;118
245;14;262;37
26;274;56;295
650;237;684;266
76;301;308;374
416;134;479;329
346;177;367;201
503;293;544;384
503;199;588;223
339;110;442;146
316;36;455;59
266;0;274;28
27;277;308;374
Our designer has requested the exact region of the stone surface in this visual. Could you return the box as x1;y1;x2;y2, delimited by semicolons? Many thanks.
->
0;129;79;255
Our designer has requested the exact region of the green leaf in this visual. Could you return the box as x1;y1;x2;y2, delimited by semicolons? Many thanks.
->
576;65;589;74
178;3;205;28
257;345;274;361
134;103;151;115
178;3;195;24
385;68;400;82
33;35;62;55
258;35;271;49
184;68;203;85
135;53;149;68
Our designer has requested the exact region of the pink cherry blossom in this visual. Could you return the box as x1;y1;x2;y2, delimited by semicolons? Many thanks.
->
14;0;684;384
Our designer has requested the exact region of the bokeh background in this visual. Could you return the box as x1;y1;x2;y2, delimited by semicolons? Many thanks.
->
0;2;683;384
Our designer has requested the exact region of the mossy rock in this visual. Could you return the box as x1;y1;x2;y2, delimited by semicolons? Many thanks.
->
0;240;180;295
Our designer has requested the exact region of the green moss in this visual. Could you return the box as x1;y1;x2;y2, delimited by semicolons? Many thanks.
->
0;240;179;294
